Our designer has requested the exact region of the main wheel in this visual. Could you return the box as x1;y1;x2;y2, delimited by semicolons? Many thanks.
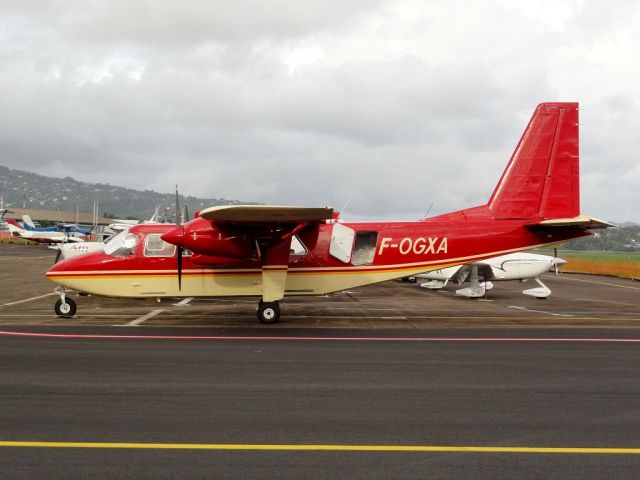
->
257;301;280;324
54;297;77;318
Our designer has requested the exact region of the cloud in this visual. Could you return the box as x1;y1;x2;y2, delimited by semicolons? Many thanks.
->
0;0;638;222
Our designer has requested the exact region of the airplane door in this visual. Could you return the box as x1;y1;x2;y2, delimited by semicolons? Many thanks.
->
329;223;355;263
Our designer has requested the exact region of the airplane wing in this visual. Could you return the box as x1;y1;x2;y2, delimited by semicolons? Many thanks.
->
162;205;334;305
199;205;334;224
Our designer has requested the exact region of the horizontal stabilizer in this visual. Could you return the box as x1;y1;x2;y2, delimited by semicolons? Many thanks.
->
526;214;613;230
199;205;334;223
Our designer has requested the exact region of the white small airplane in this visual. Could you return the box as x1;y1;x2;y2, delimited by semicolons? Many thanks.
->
21;214;91;238
50;238;114;262
415;252;566;299
107;205;163;233
5;218;85;244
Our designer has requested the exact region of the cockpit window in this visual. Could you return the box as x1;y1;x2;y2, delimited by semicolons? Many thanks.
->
144;234;176;257
104;231;138;256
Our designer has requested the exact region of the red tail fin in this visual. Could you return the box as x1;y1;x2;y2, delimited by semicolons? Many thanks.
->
488;103;579;220
6;218;22;229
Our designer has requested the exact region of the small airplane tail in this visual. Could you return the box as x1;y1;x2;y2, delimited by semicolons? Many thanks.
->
5;218;25;234
22;214;36;229
488;103;579;221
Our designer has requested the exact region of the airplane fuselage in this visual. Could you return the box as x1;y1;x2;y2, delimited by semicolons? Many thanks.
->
46;217;587;299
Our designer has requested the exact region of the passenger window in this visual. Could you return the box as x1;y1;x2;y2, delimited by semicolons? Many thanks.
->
290;235;308;256
144;234;176;257
351;231;378;265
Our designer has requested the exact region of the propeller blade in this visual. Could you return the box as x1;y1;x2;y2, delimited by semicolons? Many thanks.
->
54;248;62;264
554;248;559;276
183;201;190;223
177;245;183;290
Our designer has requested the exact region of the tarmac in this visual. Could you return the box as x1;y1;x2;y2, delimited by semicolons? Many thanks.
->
1;243;640;479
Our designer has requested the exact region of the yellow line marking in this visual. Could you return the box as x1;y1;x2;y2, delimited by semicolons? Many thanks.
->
1;441;640;454
552;276;640;290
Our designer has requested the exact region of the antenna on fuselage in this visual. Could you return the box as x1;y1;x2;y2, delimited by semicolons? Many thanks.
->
336;198;352;221
424;202;434;218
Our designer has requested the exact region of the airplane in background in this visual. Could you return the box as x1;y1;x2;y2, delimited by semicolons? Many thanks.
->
0;208;9;230
6;218;85;244
46;103;610;322
22;215;92;237
107;205;163;233
414;251;566;299
51;206;169;262
49;235;116;262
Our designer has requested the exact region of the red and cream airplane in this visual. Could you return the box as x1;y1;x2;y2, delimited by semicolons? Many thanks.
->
46;102;608;322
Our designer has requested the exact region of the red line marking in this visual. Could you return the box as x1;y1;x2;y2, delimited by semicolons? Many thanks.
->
0;330;639;343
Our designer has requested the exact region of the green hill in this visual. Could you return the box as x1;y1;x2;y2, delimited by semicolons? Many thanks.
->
0;164;250;220
563;225;640;252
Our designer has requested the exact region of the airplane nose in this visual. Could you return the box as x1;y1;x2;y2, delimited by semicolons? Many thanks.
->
555;258;567;267
161;226;184;246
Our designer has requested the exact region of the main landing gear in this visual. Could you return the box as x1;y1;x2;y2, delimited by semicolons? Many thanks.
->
257;301;280;324
54;287;76;318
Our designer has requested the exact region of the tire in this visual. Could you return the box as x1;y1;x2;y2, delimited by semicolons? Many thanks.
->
54;297;77;318
257;301;280;324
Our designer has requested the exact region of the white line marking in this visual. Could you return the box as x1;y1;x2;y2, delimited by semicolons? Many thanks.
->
172;297;193;307
2;292;58;306
125;309;166;327
509;306;574;317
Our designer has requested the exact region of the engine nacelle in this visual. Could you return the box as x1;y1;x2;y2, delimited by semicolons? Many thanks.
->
161;219;253;259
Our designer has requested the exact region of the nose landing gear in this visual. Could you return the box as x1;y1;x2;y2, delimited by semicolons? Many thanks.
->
54;287;77;318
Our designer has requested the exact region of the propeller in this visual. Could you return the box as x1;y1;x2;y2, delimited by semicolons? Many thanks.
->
554;247;559;275
183;199;190;224
175;185;183;290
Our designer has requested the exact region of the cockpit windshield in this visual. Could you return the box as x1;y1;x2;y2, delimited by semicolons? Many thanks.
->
103;230;138;256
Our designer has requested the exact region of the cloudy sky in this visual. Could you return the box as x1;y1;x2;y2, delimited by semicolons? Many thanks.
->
1;0;638;222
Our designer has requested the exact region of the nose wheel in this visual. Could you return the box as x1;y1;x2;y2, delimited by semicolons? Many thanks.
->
54;297;77;317
54;287;77;318
257;301;280;324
